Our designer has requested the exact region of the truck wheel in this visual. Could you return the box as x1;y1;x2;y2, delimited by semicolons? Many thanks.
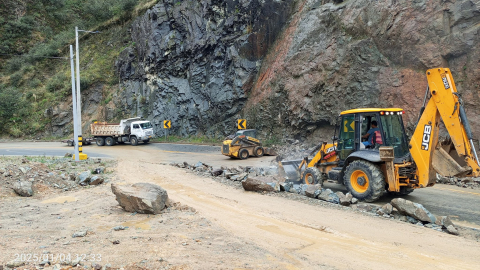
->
96;137;105;146
105;137;115;146
344;160;385;202
254;146;264;157
143;139;150;144
302;167;324;186
239;149;249;160
130;137;138;146
67;141;74;147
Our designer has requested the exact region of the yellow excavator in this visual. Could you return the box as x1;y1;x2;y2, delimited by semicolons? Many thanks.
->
281;68;480;202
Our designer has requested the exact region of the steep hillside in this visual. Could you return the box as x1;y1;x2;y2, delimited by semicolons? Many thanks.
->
0;0;156;138
1;0;479;143
247;0;480;140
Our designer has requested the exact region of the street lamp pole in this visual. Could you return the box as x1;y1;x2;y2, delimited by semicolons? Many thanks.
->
73;26;100;160
75;27;82;143
69;45;79;161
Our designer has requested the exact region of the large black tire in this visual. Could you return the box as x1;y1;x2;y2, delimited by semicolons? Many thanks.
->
239;149;249;160
143;139;150;144
67;141;74;147
105;136;115;146
254;146;264;157
302;167;324;186
130;136;138;146
344;160;385;202
96;137;105;146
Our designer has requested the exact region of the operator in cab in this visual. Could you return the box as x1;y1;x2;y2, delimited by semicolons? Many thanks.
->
362;121;382;147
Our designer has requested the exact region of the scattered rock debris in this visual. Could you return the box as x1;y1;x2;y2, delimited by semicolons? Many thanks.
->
0;156;115;199
437;174;480;190
172;161;464;236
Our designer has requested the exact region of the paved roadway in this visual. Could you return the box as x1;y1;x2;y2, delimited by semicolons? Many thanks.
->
0;141;479;228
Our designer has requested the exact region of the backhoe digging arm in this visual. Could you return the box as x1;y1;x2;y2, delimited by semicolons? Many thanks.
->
410;68;480;188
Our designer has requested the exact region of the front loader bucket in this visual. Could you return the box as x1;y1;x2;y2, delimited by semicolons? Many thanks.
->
280;159;305;183
264;147;276;156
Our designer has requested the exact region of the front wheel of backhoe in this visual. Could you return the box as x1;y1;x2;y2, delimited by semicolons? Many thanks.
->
344;160;385;202
302;167;324;186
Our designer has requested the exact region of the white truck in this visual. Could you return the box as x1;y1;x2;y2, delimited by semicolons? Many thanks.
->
90;117;155;146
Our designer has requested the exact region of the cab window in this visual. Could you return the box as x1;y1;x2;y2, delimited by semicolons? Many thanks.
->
337;115;355;160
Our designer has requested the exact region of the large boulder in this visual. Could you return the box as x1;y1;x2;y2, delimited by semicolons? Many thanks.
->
13;181;33;197
242;176;279;192
391;198;436;223
111;183;169;214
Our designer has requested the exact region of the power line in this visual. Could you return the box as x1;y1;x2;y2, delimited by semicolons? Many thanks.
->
0;53;69;59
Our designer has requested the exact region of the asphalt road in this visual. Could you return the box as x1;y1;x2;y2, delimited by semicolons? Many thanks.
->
0;141;479;228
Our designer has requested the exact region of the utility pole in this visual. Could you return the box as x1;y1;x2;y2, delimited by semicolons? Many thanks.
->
75;27;82;143
70;45;79;161
73;26;100;160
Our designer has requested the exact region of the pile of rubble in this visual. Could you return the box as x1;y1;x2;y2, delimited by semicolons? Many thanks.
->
170;161;278;182
171;161;461;236
0;156;114;198
437;174;480;189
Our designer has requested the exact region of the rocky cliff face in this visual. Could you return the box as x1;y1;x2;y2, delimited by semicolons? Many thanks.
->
248;0;480;140
115;0;480;141
115;0;294;137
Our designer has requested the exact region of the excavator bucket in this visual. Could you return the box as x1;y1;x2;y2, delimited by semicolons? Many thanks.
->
432;146;470;177
280;159;306;183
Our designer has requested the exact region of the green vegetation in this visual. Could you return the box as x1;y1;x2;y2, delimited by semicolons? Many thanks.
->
0;0;158;138
152;135;223;145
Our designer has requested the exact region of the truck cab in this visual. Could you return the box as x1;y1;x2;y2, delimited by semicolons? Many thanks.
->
129;120;154;143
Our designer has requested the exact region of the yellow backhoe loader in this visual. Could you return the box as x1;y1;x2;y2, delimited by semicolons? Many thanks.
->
281;68;480;202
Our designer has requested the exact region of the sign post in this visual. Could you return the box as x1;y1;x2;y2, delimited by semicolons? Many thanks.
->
164;120;171;141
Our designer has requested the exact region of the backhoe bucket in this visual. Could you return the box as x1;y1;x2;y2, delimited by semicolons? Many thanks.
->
432;146;470;177
280;159;305;183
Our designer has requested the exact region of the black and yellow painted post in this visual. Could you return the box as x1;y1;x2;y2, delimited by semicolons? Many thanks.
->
73;135;88;160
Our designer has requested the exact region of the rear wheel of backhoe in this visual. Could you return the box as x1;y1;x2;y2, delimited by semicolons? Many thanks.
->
302;167;324;186
254;146;264;157
239;149;249;160
344;160;385;202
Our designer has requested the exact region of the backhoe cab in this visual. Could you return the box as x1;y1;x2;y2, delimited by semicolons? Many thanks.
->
281;68;480;202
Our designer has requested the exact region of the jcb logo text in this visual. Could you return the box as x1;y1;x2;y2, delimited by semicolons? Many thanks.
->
422;125;432;151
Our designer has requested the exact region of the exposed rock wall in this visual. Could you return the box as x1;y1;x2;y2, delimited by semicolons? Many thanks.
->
115;0;295;137
249;0;480;140
115;0;480;141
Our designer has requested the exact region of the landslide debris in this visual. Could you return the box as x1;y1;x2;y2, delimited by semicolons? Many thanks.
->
171;160;470;237
0;156;115;199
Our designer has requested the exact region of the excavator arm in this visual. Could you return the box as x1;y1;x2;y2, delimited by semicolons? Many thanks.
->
410;68;480;188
